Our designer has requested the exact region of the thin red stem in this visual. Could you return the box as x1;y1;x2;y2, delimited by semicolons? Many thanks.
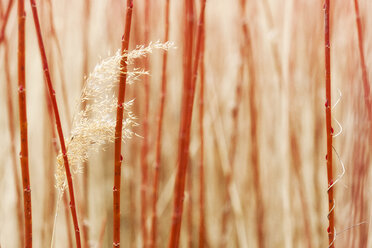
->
168;0;207;247
113;1;133;247
324;1;335;247
18;0;32;246
28;1;81;247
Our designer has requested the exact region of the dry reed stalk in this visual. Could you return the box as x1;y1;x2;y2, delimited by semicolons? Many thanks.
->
42;97;73;247
113;0;133;246
349;2;371;239
198;4;206;246
289;119;313;248
40;5;75;244
44;0;72;126
220;52;244;248
351;7;371;243
63;193;74;248
98;216;107;248
261;0;282;86
80;0;91;245
349;136;369;247
4;37;24;247
141;1;150;246
287;34;313;248
82;0;91;82
128;135;138;247
245;28;265;248
306;8;324;244
220;1;246;246
0;0;13;44
18;0;32;246
168;0;206;246
28;0;81;246
237;5;265;246
220;63;243;247
39;48;74;247
149;0;170;247
353;0;372;120
324;1;335;246
128;12;141;247
41;109;56;246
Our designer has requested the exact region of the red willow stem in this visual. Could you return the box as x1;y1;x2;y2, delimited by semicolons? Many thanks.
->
17;0;32;246
28;1;81;247
198;1;206;247
113;1;133;247
324;1;335;247
0;0;13;44
5;37;24;247
149;0;170;247
353;0;372;120
141;0;150;246
168;0;207;247
168;0;195;245
39;42;74;247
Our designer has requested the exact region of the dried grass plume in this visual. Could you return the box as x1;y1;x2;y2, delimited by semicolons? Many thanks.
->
55;41;174;193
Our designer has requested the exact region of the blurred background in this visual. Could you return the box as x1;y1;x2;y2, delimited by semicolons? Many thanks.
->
0;0;371;247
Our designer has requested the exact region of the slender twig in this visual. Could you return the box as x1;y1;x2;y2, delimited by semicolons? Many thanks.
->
28;1;81;246
149;0;170;247
324;1;335;247
168;0;207;247
18;0;32;246
113;1;133;247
